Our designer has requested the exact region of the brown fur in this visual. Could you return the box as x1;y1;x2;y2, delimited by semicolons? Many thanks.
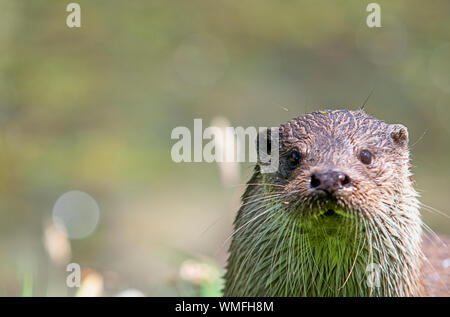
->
225;110;449;296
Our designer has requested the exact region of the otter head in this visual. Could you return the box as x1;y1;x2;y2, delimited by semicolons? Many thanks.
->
258;110;418;228
226;109;423;296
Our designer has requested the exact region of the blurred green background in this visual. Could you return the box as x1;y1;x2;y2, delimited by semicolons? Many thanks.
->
0;0;449;296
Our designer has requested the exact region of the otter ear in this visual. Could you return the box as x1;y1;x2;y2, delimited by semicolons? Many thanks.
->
390;124;409;147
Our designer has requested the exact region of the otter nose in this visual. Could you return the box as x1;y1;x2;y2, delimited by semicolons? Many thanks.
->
310;170;351;193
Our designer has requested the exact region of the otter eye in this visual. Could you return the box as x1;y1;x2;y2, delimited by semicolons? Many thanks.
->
287;150;301;169
360;149;373;165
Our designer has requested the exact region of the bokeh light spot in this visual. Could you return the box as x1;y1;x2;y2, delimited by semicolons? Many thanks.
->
52;191;100;240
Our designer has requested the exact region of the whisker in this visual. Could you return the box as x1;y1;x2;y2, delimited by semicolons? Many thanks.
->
420;202;450;219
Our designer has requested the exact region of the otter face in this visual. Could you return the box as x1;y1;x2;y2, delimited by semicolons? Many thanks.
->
261;110;414;221
226;110;423;297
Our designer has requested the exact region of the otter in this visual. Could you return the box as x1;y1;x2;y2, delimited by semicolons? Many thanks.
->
224;109;449;297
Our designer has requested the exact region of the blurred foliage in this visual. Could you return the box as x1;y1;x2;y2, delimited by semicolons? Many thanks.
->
0;0;449;296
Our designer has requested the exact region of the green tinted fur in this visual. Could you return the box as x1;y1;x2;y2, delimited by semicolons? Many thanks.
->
225;110;423;297
224;173;422;297
225;204;375;296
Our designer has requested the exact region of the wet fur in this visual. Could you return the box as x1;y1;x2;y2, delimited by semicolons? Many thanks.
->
224;110;423;296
